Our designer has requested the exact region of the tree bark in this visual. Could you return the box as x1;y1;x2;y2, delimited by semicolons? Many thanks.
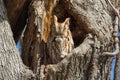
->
0;0;119;80
4;0;32;42
21;0;115;80
0;0;34;79
22;0;45;74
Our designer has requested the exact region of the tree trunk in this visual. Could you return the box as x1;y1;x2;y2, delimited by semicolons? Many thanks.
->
0;0;34;79
21;0;115;80
1;0;119;80
4;0;32;42
21;0;46;74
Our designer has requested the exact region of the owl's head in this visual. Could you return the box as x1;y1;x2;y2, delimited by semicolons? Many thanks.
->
53;15;70;35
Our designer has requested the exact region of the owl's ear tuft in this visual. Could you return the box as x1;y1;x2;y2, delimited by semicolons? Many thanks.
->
65;18;70;25
54;15;58;23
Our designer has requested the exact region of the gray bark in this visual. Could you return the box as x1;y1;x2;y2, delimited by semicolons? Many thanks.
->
45;0;113;80
0;0;118;80
0;0;34;80
22;0;115;80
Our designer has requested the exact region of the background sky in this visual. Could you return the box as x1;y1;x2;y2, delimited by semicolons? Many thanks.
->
110;56;116;80
16;41;22;55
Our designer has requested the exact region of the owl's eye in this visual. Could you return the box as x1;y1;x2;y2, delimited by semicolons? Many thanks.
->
55;37;62;41
62;36;69;41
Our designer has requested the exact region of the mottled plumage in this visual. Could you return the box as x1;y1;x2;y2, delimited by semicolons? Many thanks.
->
47;15;74;63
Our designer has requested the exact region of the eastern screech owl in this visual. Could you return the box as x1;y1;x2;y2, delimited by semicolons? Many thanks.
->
47;15;74;63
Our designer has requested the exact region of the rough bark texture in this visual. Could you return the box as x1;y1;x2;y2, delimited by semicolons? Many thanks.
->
22;0;45;74
44;0;113;79
4;0;32;42
21;0;115;80
0;0;119;80
0;0;34;80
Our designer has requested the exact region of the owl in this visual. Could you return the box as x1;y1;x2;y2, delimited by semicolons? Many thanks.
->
47;15;74;64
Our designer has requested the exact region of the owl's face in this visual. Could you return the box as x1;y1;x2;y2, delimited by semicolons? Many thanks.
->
54;36;69;58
